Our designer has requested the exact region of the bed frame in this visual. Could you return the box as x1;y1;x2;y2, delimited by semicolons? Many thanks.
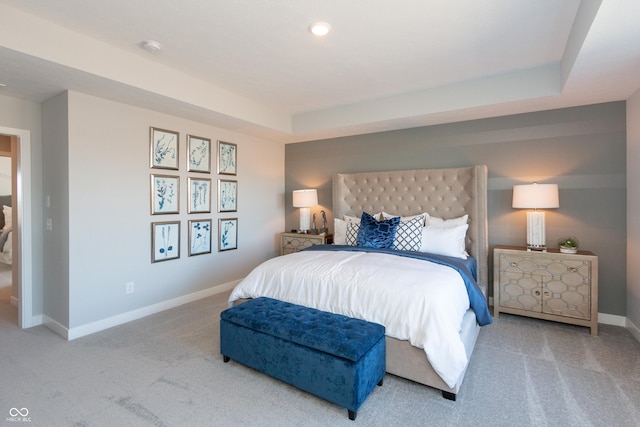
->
332;165;488;399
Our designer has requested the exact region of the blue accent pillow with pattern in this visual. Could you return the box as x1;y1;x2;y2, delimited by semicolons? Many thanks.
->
356;212;400;249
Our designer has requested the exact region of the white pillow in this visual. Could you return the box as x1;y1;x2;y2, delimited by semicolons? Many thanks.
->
2;205;11;230
420;224;469;259
344;212;381;223
334;218;347;245
381;212;427;226
425;213;468;228
344;214;361;224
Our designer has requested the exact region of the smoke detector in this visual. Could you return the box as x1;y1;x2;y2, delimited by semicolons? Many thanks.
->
140;40;162;54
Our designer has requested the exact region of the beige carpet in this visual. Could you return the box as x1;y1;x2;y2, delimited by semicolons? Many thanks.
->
1;290;639;426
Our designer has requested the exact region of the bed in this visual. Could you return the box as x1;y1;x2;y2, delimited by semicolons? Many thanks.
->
229;165;490;400
0;203;12;265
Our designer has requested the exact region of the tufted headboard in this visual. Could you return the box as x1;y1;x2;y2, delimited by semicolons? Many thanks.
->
332;165;488;292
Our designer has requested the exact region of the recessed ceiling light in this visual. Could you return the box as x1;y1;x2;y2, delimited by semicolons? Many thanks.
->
140;40;162;54
309;22;331;37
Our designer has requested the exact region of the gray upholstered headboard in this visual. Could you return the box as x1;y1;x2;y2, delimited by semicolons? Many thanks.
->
332;165;488;292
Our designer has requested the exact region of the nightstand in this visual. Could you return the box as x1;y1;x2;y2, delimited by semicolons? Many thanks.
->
280;233;333;256
493;245;598;335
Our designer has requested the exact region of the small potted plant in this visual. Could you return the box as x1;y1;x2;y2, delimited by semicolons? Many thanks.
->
559;236;579;254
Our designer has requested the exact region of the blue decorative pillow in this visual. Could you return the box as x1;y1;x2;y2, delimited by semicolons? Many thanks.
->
356;212;400;249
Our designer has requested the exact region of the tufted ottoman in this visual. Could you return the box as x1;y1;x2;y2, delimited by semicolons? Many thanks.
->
220;297;386;420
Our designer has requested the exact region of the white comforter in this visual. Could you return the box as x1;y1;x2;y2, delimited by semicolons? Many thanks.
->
228;249;471;388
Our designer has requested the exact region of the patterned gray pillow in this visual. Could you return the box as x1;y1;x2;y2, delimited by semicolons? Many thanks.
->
393;215;425;251
345;221;359;246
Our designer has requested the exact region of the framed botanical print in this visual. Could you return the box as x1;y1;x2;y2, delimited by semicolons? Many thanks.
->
187;135;211;173
150;127;179;170
218;218;238;251
217;140;237;175
151;221;180;262
218;179;237;212
189;219;212;256
151;174;179;214
188;177;211;213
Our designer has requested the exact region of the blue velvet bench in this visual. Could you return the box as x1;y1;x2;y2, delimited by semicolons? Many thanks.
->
220;297;386;420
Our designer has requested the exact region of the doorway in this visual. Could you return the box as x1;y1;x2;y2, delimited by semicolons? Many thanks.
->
0;126;34;328
0;136;14;316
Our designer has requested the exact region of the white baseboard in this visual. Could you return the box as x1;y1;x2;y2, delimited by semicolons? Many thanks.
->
63;280;240;341
598;312;627;327
32;282;640;346
626;318;640;343
44;315;69;338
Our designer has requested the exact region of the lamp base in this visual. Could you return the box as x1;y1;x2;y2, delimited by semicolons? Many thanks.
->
526;211;547;251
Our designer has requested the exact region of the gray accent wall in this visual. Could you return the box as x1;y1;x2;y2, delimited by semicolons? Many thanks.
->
285;102;627;316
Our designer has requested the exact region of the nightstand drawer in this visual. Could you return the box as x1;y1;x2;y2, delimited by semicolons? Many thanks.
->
280;233;333;256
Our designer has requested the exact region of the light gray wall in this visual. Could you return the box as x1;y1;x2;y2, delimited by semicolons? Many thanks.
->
0;94;44;317
42;92;70;326
285;102;627;316
43;91;284;331
627;90;640;335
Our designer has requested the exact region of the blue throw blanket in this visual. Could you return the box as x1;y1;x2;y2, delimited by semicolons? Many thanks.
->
303;245;492;326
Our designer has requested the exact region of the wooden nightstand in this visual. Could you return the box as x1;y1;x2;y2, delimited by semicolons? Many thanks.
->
280;233;333;256
493;245;598;335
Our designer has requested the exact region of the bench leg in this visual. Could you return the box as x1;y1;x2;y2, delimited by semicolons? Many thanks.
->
442;391;456;401
377;378;383;386
348;410;357;421
223;355;230;363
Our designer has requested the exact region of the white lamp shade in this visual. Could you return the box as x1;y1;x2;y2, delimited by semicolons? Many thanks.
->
292;189;318;207
512;183;559;209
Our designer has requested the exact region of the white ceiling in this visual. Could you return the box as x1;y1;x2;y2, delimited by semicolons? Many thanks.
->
0;0;639;143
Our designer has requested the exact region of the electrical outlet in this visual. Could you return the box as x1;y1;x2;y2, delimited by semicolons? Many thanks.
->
126;281;134;294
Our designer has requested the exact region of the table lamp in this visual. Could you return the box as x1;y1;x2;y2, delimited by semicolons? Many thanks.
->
512;183;559;251
292;189;318;233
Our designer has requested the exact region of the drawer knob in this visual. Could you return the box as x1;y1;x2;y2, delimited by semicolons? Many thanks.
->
569;267;577;273
534;290;541;296
510;262;517;267
544;291;550;297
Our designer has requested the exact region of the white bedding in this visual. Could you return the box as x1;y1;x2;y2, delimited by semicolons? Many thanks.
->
228;249;472;388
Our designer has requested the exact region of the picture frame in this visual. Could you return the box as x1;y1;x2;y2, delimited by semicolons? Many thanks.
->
218;218;238;251
188;177;211;213
151;174;180;214
217;140;237;175
150;127;179;170
218;179;237;212
187;134;211;173
151;221;180;262
188;219;212;256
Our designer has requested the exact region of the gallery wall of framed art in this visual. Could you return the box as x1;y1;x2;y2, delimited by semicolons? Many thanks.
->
149;126;239;262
